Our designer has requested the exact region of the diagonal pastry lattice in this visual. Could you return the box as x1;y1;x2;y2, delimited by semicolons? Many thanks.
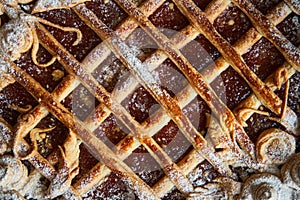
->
0;0;299;199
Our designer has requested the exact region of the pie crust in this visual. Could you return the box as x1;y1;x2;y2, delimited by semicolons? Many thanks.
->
0;0;299;199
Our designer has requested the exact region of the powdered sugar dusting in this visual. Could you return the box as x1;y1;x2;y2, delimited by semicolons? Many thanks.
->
0;58;8;74
167;167;194;193
32;0;90;13
122;178;156;200
81;176;136;200
111;37;163;95
0;190;24;199
0;55;14;90
0;121;13;154
0;19;33;61
284;0;300;15
0;155;28;193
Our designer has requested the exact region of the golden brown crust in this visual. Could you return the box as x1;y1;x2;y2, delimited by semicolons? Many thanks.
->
232;0;300;71
0;0;299;199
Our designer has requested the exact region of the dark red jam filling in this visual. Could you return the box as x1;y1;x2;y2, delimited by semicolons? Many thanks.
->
34;114;69;158
153;121;193;163
0;13;9;24
0;82;38;125
92;55;129;93
125;28;158;62
15;47;67;93
243;37;285;80
183;96;211;133
249;0;282;15
182;34;221;72
153;59;188;95
193;0;213;10
214;5;252;45
125;145;165;187
85;0;128;29
82;173;139;200
73;144;99;183
149;0;190;38
0;0;299;199
35;9;102;62
275;71;300;114
62;84;100;121
122;86;159;124
277;13;300;46
93;114;128;149
210;66;252;110
244;107;283;143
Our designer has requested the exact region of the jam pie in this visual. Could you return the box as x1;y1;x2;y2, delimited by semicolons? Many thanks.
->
0;0;299;199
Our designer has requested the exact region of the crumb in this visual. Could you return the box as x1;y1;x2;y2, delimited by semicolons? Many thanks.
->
228;19;235;25
52;69;64;81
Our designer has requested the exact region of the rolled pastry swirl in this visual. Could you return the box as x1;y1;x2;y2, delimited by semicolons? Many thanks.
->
256;128;295;165
282;153;300;190
240;173;288;200
0;155;28;191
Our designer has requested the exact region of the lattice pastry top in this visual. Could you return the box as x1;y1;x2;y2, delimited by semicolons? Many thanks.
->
0;0;299;199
